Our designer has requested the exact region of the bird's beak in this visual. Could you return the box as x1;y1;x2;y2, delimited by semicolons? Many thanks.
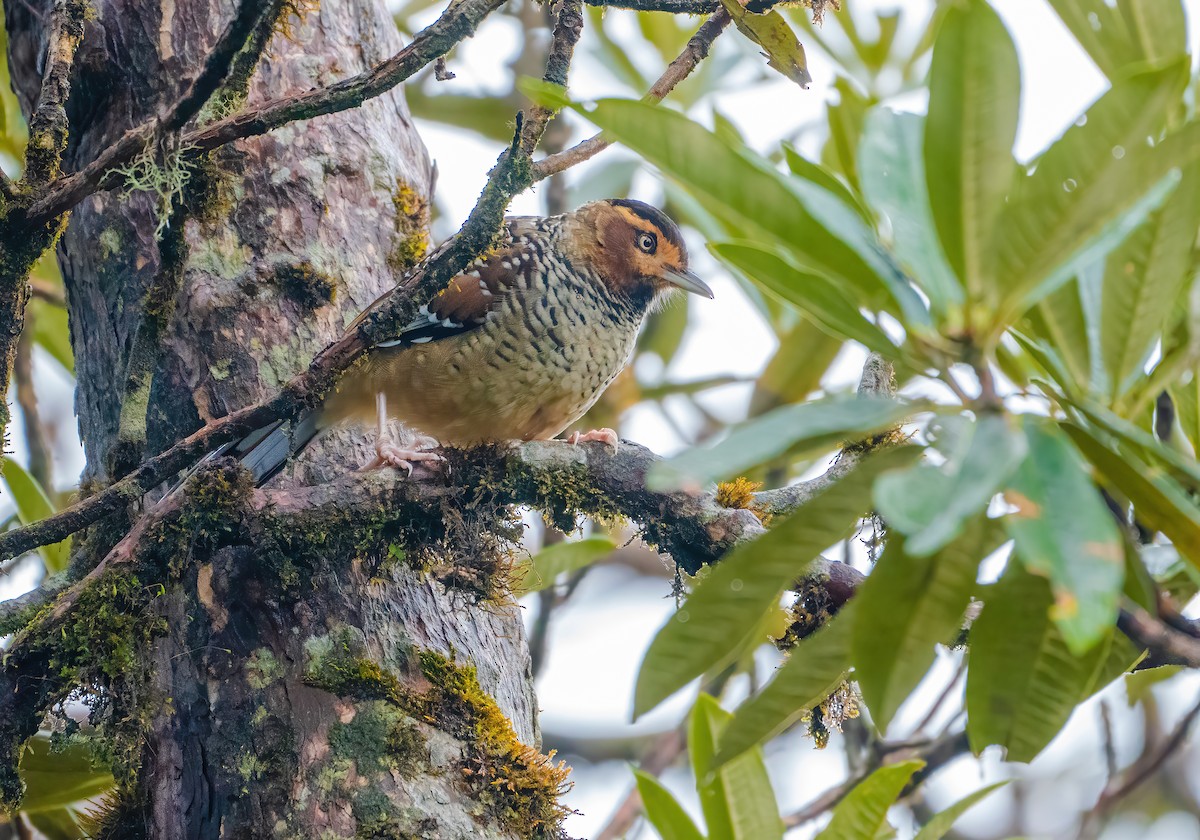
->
663;266;714;299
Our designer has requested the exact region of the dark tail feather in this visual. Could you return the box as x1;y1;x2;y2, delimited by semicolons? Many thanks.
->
236;410;321;485
171;410;321;493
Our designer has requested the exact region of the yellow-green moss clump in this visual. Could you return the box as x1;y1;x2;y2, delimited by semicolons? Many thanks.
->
303;631;571;839
715;477;762;510
388;183;430;273
416;651;572;838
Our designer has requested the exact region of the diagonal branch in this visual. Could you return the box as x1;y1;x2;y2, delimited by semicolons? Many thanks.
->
532;7;731;181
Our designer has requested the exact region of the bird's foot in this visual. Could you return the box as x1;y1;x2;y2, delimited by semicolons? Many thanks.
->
359;441;444;476
567;428;619;453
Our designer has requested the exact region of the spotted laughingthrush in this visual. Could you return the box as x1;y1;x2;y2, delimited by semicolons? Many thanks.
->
230;198;713;482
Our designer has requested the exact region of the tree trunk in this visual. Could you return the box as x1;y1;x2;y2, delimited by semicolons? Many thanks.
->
4;2;554;837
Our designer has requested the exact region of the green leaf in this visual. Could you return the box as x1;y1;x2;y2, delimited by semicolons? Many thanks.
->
634;771;705;840
720;0;811;88
966;563;1112;762
19;733;114;814
1;459;70;573
711;241;898;354
751;320;844;414
29;297;74;375
1125;665;1182;706
573;98;929;328
853;518;1006;732
1022;273;1099;394
516;77;571;111
1100;166;1200;401
513;537;615;595
913;782;1009;840
689;694;784;840
783;144;870;223
996;61;1192;320
1047;0;1188;80
1170;376;1200;455
816;761;923;840
858;109;961;316
648;395;914;492
1006;418;1124;654
924;0;1019;304
634;447;920;718
27;810;87;840
823;77;874;193
874;413;1025;556
715;602;856;768
1063;421;1200;569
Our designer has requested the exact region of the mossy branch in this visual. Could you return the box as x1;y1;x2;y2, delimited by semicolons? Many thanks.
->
21;0;88;186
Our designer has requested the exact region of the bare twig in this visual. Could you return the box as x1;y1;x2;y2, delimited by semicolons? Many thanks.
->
783;729;972;828
532;8;732;180
14;324;53;493
1118;606;1200;668
27;279;66;308
1078;693;1200;839
595;729;687;840
162;0;270;132
753;353;899;519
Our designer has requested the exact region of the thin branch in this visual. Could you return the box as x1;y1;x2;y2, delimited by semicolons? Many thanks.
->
1118;606;1200;669
161;0;270;132
27;278;66;308
14;324;53;493
520;0;585;154
783;729;972;829
1078;692;1200;838
595;729;686;840
20;0;87;186
20;0;509;230
532;8;731;181
753;353;899;519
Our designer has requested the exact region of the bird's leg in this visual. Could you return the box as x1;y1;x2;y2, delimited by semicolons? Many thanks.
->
566;428;619;453
359;392;444;475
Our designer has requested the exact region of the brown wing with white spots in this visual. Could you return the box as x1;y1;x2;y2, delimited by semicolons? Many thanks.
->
356;217;549;349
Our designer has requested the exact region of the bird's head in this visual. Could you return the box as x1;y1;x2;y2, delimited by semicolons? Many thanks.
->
568;199;714;306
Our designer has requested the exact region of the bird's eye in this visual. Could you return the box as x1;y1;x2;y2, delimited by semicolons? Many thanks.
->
636;232;657;254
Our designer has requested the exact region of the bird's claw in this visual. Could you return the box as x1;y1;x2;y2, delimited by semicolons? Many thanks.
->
567;428;619;453
360;442;444;476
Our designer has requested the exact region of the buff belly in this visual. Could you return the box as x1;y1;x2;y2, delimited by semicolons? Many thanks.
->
322;317;636;445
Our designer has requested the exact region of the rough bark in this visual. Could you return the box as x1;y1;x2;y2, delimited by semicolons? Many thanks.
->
4;1;545;837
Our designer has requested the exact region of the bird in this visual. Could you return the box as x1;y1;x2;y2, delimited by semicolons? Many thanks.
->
226;198;714;484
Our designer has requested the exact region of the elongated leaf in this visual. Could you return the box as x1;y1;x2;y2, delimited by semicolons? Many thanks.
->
1047;0;1187;80
573;98;929;328
712;241;897;354
816;760;923;840
1022;273;1098;395
1101;166;1200;401
1063;422;1200;568
2;459;70;573
720;0;810;88
784;145;870;223
858;109;961;316
996;62;1191;317
20;733;114;814
514;536;615;595
715;602;856;768
634;448;920;718
690;695;784;840
924;0;1019;304
874;413;1025;556
752;320;844;413
966;564;1111;762
634;771;705;840
27;810;87;840
853;518;1005;732
1006;418;1124;653
1170;376;1200;455
1067;396;1200;490
913;782;1008;840
648;395;914;492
